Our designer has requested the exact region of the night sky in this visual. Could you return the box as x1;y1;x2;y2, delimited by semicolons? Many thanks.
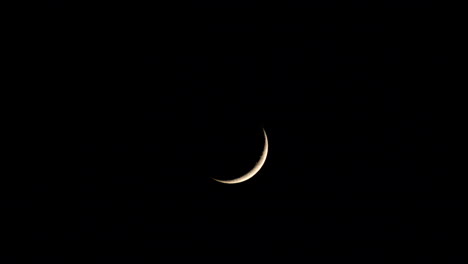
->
3;3;461;263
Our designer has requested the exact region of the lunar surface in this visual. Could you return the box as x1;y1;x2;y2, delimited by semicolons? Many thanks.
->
212;128;268;184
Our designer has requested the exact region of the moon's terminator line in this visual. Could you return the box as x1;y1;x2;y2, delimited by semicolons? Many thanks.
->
212;128;268;184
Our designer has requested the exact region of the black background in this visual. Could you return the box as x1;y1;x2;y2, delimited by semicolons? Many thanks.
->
3;2;461;263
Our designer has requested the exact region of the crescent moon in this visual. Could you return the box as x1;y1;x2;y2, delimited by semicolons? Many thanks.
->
212;128;268;184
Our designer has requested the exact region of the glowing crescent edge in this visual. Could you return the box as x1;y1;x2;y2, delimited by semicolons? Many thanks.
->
212;128;268;184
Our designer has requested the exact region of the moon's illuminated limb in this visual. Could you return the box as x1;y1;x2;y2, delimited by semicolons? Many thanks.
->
212;128;268;184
